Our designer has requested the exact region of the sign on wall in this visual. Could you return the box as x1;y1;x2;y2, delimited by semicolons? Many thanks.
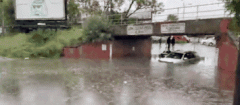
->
15;0;65;20
161;23;185;33
102;44;107;51
127;25;153;35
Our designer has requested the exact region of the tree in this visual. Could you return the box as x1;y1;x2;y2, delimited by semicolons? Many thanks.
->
224;0;240;26
166;14;178;21
102;0;163;18
77;0;101;14
118;0;164;18
67;0;81;24
4;0;14;25
82;15;112;42
1;0;15;33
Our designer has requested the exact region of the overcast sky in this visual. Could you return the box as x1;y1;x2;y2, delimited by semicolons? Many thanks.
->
120;0;232;22
153;0;231;21
98;0;233;21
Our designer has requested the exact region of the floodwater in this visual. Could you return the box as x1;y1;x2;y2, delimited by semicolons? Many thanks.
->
0;43;233;105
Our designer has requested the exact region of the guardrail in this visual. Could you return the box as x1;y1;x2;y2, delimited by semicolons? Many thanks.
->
107;2;234;25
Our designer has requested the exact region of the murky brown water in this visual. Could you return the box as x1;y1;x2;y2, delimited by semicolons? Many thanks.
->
0;43;233;105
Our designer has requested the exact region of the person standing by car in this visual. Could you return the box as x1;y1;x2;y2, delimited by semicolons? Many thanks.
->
159;38;162;49
167;36;171;51
171;36;175;51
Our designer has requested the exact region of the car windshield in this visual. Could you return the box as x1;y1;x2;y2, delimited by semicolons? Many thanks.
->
166;53;183;59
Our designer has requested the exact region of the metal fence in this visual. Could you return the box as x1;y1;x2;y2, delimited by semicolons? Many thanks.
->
107;2;234;25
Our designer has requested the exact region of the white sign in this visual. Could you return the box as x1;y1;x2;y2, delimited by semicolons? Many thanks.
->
127;25;153;35
161;23;185;33
15;0;65;20
37;23;46;25
102;44;107;51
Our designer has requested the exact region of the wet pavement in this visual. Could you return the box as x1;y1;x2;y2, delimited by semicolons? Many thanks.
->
0;43;233;105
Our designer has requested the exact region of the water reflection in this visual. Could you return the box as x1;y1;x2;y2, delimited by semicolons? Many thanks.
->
1;77;20;96
163;63;174;88
115;80;136;105
0;43;221;105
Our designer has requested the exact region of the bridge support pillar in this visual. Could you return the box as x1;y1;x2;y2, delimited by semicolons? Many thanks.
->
216;19;238;99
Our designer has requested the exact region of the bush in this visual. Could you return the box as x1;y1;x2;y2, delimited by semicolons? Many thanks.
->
0;15;113;58
0;27;84;58
82;15;113;43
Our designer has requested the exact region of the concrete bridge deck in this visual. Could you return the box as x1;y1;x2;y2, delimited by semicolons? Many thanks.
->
112;18;232;37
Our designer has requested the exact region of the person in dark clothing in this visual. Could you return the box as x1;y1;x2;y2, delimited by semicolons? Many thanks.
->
159;38;162;48
167;36;171;51
171;36;175;51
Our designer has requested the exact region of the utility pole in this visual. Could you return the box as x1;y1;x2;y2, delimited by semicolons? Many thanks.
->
1;0;4;36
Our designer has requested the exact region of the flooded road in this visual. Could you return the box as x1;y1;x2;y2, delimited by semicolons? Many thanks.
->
0;43;233;105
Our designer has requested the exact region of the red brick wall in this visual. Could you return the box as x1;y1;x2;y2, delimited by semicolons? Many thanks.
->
141;38;152;58
64;42;111;59
80;42;110;59
64;38;152;59
218;36;238;91
217;19;238;91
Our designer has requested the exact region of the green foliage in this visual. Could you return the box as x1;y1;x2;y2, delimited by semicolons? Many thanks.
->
82;15;113;43
68;0;81;24
0;0;14;32
0;18;112;59
0;14;113;58
229;17;240;31
28;29;57;46
166;14;178;21
0;27;84;58
56;27;83;46
224;0;240;26
78;0;101;14
176;41;188;43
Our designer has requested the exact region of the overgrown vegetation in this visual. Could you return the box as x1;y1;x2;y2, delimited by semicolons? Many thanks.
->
0;0;15;33
223;0;240;35
228;17;240;37
0;15;112;58
224;0;240;26
82;15;113;42
176;41;188;43
166;14;178;22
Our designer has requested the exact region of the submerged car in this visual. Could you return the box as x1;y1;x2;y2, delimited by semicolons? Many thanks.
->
158;50;201;64
159;50;171;58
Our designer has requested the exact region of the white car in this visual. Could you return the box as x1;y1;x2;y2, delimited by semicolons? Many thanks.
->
158;50;201;64
200;37;216;46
